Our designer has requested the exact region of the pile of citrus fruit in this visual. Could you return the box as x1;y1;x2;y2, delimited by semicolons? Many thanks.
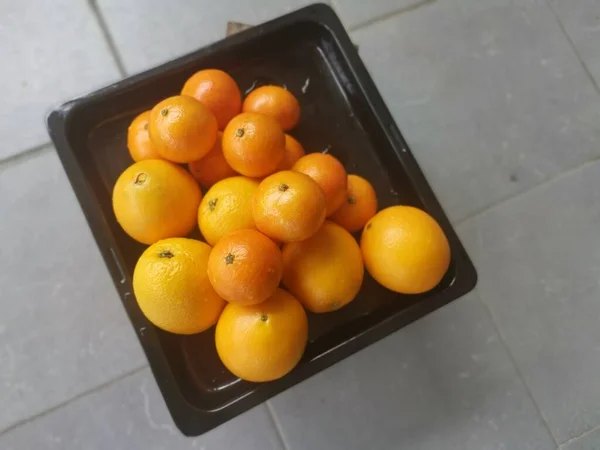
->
113;68;451;382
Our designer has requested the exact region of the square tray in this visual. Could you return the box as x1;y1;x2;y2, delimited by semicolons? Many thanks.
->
46;3;477;436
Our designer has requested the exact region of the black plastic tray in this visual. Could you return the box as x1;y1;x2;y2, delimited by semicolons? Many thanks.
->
47;3;477;436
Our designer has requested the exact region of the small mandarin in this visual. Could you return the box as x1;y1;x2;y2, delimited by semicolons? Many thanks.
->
127;111;162;162
330;175;378;233
188;132;237;188
243;85;300;131
277;134;305;170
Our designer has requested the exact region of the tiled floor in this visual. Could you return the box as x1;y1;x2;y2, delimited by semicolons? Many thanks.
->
1;0;599;449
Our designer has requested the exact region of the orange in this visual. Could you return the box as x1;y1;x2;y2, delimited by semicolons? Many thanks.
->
133;238;226;335
292;153;347;216
215;288;308;382
198;176;259;246
243;85;300;131
188;132;237;188
149;95;218;163
277;134;305;170
112;160;201;245
361;206;451;294
222;112;285;177
253;170;327;243
330;175;378;233
181;69;242;130
208;229;283;305
282;221;364;313
127;111;163;162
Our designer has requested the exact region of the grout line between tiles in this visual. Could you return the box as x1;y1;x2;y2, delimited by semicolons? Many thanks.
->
0;364;148;439
545;0;600;96
266;401;291;450
87;0;128;78
560;422;600;449
348;0;437;32
472;290;560;447
0;144;54;172
455;156;600;227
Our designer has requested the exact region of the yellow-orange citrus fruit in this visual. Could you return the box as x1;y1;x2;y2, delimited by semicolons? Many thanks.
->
222;112;285;177
277;134;305;170
292;153;347;216
127;111;163;162
133;238;226;334
198;176;259;246
208;229;283;305
215;288;308;382
112;160;201;245
330;175;378;233
242;85;300;131
360;206;451;294
253;170;326;243
188;132;237;188
282;221;364;313
181;69;242;130
149;95;218;163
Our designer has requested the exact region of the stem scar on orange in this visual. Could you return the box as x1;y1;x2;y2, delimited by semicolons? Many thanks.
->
148;95;218;163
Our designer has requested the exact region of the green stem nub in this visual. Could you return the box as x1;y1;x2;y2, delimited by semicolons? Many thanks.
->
225;253;235;265
159;250;174;259
160;108;169;116
208;198;218;211
236;128;244;137
260;315;268;322
134;173;147;185
348;196;356;204
279;184;289;192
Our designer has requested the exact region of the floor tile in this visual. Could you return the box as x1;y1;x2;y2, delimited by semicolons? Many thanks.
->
550;0;600;87
0;1;120;160
97;0;327;74
458;160;600;443
331;0;418;29
352;0;600;222
563;427;600;450
0;150;146;432
0;368;283;450
269;292;556;450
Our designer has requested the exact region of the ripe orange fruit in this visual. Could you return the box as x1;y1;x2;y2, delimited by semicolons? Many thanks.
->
330;175;378;233
243;85;300;131
208;229;283;305
133;238;226;335
188;132;237;188
222;112;285;177
181;69;242;130
277;134;305;170
127;111;163;162
215;288;308;382
148;95;218;163
198;176;259;246
253;170;327;243
292;153;347;216
282;221;364;313
112;160;201;244
361;206;451;294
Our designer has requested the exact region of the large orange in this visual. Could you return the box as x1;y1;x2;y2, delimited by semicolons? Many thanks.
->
253;170;326;243
127;111;163;162
208;229;283;305
361;206;451;294
222;112;285;177
181;69;242;130
215;288;308;382
188;132;237;188
242;85;300;131
292;153;347;216
282;221;364;313
198;176;259;246
112;160;201;245
330;175;378;233
133;238;226;335
149;95;218;163
277;134;305;170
